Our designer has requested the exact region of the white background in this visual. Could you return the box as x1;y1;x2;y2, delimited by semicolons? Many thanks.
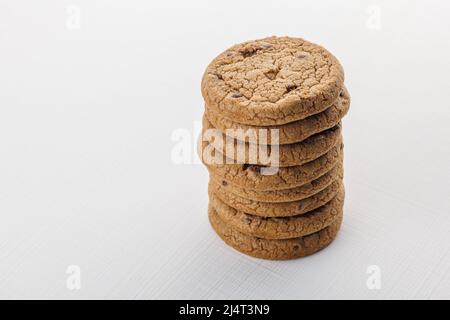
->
1;0;450;299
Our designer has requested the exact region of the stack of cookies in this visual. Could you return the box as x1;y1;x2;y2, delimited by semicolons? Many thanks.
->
199;37;350;260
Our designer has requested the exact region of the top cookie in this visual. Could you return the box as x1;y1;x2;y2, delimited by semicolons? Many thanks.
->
202;36;345;126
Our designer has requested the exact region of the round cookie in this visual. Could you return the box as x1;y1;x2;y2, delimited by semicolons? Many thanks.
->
201;115;342;167
210;162;343;203
201;36;345;126
209;179;342;217
203;141;343;191
209;204;343;260
205;86;350;145
210;185;345;239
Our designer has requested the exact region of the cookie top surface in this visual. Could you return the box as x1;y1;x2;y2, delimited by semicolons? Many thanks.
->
202;36;345;125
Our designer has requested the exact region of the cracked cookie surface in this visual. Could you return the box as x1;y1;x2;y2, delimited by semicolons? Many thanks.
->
201;115;342;167
202;36;345;126
205;86;350;145
210;162;343;203
210;179;342;217
210;185;344;239
209;204;343;260
203;141;343;191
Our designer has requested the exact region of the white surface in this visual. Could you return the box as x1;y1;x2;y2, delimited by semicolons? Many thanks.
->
1;0;450;299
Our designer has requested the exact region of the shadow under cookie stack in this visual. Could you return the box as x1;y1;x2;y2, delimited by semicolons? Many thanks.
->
199;37;350;260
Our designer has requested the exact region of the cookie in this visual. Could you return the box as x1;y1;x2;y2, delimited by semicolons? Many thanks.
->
209;179;342;217
210;185;344;239
201;115;342;167
201;36;345;126
209;204;343;260
210;162;343;203
205;86;350;145
203;141;343;191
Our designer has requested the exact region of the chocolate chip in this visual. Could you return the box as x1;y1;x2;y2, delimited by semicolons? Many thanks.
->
264;68;279;80
286;84;298;93
293;245;300;250
221;180;228;186
297;53;307;59
232;92;243;98
239;48;258;58
242;164;260;173
260;44;273;49
339;90;345;97
214;73;223;80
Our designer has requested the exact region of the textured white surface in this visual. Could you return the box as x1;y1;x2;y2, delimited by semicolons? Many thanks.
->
1;0;450;299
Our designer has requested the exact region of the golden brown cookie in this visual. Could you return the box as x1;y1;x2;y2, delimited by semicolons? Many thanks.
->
210;185;344;239
209;179;342;217
205;87;350;145
210;162;343;203
201;115;342;167
203;141;343;191
209;204;343;260
202;36;345;126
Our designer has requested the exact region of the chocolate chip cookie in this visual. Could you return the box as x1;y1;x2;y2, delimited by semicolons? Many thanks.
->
210;185;344;239
202;36;345;126
209;204;343;260
209;179;342;217
205;86;350;145
201;115;342;167
203;141;343;191
210;162;343;203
